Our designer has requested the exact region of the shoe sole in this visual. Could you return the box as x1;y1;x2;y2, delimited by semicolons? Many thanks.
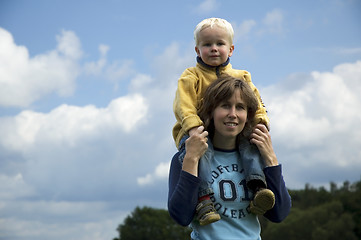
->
254;189;275;210
199;212;221;226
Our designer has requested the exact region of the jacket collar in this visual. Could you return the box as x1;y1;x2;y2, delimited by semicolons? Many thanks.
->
196;56;230;76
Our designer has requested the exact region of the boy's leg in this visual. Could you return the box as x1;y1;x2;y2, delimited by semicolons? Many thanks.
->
177;135;189;164
239;138;275;215
239;138;266;187
195;149;220;225
178;136;220;225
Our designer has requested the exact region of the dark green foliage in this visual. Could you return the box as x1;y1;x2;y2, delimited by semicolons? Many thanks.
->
115;206;191;240
114;179;361;240
260;179;361;240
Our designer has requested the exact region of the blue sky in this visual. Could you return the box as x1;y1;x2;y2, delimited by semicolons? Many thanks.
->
1;0;361;239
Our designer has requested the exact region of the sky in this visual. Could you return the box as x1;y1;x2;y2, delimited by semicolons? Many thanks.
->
0;0;360;239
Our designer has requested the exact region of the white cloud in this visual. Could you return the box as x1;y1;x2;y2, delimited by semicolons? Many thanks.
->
232;10;285;57
129;73;153;92
152;42;194;78
233;20;257;42
264;61;361;148
84;44;135;86
0;174;35;200
83;44;109;75
0;38;181;214
233;9;285;41
0;28;81;107
56;29;82;60
137;161;170;186
0;92;152;208
262;9;285;34
145;41;193;112
0;94;148;151
261;60;361;187
0;200;127;240
105;60;135;83
194;0;219;14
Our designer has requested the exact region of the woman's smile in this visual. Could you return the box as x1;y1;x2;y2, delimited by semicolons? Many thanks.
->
212;89;248;149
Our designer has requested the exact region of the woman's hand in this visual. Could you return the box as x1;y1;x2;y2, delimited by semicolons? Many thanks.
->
250;124;278;167
182;126;208;176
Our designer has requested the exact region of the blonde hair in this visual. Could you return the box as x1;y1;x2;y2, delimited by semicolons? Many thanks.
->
194;18;234;46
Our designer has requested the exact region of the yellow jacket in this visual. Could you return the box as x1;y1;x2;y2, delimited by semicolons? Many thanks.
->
173;58;269;148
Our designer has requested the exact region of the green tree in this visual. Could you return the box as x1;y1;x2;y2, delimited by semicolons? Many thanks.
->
262;201;357;240
261;179;361;240
115;206;191;240
115;179;361;240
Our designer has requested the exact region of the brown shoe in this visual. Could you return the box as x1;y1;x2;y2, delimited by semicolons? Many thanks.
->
196;199;221;226
250;188;275;215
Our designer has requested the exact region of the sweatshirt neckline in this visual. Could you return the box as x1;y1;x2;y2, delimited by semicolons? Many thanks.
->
213;147;237;153
196;57;230;76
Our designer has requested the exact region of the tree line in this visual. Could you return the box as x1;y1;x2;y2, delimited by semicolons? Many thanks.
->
113;179;361;240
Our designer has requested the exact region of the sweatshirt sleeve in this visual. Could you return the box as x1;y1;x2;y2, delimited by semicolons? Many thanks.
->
243;72;270;129
263;165;292;222
168;152;201;226
173;69;204;134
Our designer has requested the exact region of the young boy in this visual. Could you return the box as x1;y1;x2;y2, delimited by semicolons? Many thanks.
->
172;18;275;226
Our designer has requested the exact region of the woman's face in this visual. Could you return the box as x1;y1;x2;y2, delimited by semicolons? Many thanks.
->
212;89;248;148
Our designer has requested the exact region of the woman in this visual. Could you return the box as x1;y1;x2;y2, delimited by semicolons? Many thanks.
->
168;75;291;239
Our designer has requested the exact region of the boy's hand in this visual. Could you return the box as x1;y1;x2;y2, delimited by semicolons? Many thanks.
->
188;126;201;137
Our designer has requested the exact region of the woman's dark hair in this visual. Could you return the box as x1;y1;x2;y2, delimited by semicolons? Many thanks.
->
198;74;259;142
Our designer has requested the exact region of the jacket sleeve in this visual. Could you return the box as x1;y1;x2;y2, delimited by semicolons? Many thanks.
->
173;69;204;134
243;72;270;129
263;165;292;222
168;152;200;226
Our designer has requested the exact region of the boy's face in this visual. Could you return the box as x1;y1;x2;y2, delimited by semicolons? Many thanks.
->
195;26;234;67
